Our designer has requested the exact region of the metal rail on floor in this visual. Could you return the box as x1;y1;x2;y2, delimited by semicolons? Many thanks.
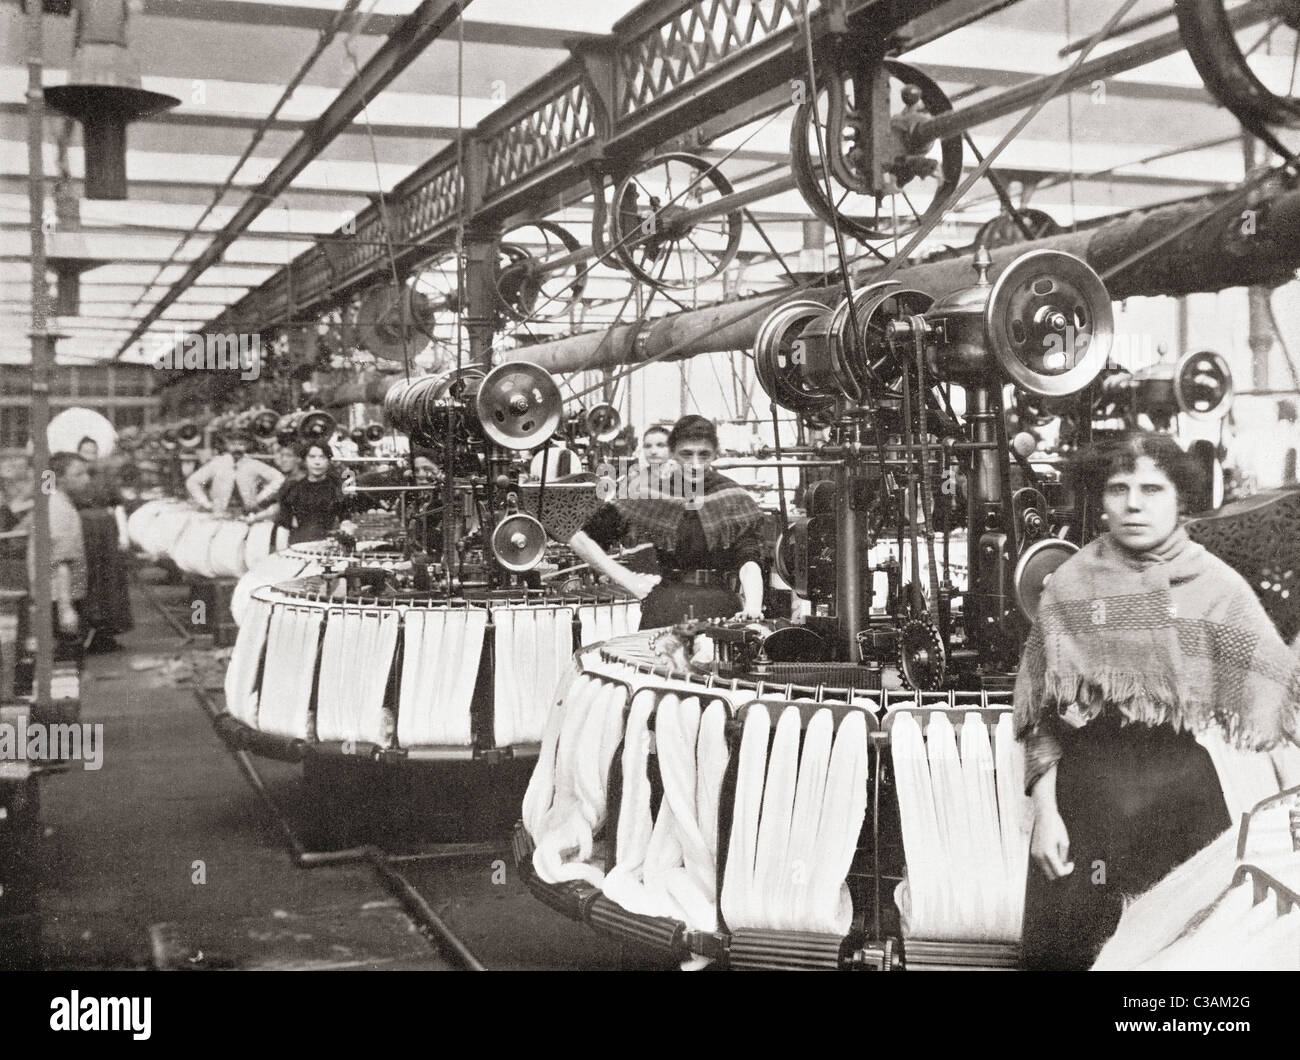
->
189;683;487;972
137;581;197;644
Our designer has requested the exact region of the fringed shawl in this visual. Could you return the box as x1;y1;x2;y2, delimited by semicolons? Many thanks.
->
1014;526;1300;752
614;469;764;554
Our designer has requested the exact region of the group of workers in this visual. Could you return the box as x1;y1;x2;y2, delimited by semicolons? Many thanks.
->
5;402;1299;972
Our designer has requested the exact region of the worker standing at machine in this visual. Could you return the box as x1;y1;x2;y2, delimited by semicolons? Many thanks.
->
1013;431;1300;970
567;414;766;628
29;453;90;652
274;441;357;545
186;428;283;517
73;437;133;653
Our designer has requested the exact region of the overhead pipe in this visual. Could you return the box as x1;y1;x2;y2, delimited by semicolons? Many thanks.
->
112;0;469;360
502;180;1300;374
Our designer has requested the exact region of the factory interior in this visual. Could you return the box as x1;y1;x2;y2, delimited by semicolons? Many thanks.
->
2;0;1300;996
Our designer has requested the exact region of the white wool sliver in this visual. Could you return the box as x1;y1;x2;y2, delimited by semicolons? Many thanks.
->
749;706;802;930
720;705;771;930
224;596;272;726
777;708;833;930
601;690;658;915
806;710;868;935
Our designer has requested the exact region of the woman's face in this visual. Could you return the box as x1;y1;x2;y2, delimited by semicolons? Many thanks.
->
304;446;331;478
274;446;301;474
78;440;99;464
1102;455;1180;552
412;456;437;482
642;432;670;464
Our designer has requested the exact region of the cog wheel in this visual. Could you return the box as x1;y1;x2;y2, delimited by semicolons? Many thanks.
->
897;618;946;691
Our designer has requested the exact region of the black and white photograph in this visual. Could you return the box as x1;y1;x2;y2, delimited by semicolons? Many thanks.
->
1;0;1298;1025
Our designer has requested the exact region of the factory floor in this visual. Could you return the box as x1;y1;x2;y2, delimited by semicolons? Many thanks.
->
31;580;673;971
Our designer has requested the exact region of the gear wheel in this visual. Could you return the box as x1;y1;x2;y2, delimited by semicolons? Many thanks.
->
897;618;946;691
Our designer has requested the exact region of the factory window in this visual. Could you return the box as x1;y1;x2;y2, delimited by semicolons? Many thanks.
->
77;367;111;397
0;406;29;449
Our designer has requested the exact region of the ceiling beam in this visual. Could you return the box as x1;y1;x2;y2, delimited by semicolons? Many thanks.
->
115;0;471;358
127;0;600;50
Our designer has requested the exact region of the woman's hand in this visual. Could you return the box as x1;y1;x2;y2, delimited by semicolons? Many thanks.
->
731;604;764;621
1030;807;1074;881
339;519;357;537
621;571;662;601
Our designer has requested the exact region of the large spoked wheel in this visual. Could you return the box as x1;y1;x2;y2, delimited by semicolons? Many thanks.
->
1177;0;1300;132
609;152;743;290
406;250;470;368
493;219;587;322
791;58;963;245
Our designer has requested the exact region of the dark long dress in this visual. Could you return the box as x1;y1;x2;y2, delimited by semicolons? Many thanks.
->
1020;714;1231;970
582;469;766;629
76;470;133;638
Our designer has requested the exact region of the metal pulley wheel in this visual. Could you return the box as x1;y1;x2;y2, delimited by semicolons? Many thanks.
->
1013;537;1080;622
357;281;425;365
1173;349;1235;420
609;152;743;290
897;617;946;691
1176;0;1300;133
584;403;623;442
974;208;1062;250
753;299;838;415
825;282;934;401
790;58;963;244
493;219;587;322
491;512;548;572
474;362;563;450
984;250;1114;397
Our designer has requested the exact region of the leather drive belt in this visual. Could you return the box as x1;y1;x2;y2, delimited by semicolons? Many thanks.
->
663;569;725;587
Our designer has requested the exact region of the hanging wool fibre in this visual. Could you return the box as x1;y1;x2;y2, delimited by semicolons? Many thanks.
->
993;713;1031;936
397;608;487;748
224;595;273;727
531;678;625;887
742;705;802;931
1093;805;1298;970
774;709;833;931
960;714;1013;939
316;608;399;746
257;605;323;740
652;694;719;931
890;711;945;939
521;666;589;841
720;704;772;930
805;710;870;936
890;709;1023;943
600;689;659;916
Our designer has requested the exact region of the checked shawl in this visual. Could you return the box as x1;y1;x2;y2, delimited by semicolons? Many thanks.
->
1014;526;1300;754
612;468;763;554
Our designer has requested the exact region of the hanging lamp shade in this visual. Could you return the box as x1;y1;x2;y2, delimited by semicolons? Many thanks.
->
44;0;181;200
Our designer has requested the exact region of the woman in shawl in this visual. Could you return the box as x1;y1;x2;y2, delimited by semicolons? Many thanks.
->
567;415;767;629
1014;431;1300;969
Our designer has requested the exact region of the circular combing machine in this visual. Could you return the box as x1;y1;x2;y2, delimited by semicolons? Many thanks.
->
218;574;644;765
513;628;1032;971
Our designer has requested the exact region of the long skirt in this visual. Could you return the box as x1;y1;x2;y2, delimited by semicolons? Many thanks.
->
1021;714;1230;970
79;507;134;637
638;580;740;630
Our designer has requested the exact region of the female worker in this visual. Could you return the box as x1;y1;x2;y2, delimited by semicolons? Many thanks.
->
273;441;357;546
1014;431;1300;969
73;436;133;652
567;414;767;629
